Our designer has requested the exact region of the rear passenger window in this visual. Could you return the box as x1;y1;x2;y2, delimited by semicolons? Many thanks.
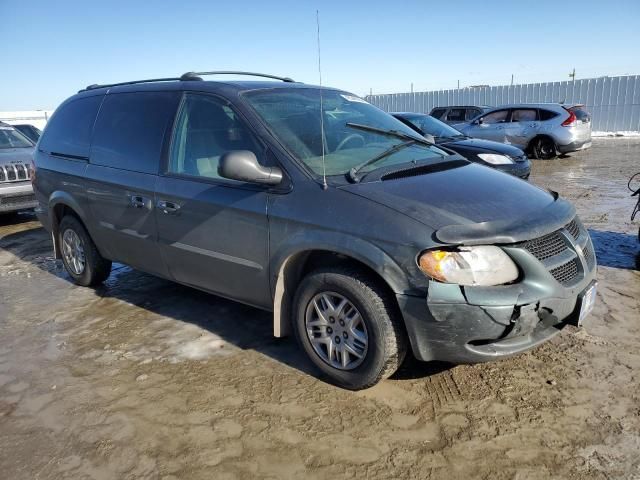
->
539;109;559;121
91;92;180;174
39;96;102;159
511;109;538;122
447;109;466;122
169;93;262;181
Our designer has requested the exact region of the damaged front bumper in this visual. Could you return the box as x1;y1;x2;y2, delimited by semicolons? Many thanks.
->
397;257;597;364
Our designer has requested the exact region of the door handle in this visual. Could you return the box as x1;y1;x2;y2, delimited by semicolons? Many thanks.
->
129;194;150;209
157;200;181;215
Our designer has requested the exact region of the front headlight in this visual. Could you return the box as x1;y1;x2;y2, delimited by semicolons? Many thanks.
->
477;153;513;165
418;246;519;286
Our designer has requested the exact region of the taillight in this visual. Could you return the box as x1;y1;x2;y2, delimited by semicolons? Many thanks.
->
561;109;576;127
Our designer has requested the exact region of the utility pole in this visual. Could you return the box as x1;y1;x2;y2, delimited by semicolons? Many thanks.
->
410;82;413;93
511;74;514;86
457;79;460;89
569;68;576;82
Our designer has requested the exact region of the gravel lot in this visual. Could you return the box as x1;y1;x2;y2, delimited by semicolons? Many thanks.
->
1;138;639;480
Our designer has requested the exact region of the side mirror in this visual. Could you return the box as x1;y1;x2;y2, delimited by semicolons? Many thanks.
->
218;150;283;186
475;118;484;125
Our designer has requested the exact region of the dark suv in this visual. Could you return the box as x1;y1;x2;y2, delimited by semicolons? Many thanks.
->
33;72;597;389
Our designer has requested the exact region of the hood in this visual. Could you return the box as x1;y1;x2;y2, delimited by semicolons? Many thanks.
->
0;147;35;166
339;162;574;244
441;137;525;158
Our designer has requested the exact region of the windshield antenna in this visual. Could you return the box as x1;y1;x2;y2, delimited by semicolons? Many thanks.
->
316;10;327;190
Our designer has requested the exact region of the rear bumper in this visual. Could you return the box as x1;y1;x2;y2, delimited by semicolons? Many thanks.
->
558;139;592;154
0;182;37;213
397;266;597;363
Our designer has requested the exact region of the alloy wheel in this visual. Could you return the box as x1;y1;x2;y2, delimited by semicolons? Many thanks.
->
305;291;368;370
62;229;86;275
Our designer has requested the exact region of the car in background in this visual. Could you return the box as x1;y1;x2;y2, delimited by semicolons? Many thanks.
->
458;104;592;159
430;105;489;125
392;112;531;179
0;122;37;215
13;124;42;144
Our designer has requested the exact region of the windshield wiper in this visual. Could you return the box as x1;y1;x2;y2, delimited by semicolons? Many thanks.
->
345;122;433;146
347;139;418;183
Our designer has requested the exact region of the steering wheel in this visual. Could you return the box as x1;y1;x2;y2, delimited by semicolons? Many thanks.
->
336;134;365;151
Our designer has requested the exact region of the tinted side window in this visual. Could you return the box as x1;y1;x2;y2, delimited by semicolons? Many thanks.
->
431;108;446;119
447;108;466;122
39;96;102;158
481;110;509;124
539;109;559;121
91;92;180;174
169;93;262;180
511;109;538;122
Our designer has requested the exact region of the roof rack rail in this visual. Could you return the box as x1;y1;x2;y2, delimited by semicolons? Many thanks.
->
81;76;185;92
181;71;295;83
80;70;294;92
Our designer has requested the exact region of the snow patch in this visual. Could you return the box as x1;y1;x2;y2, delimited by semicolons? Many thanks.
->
592;131;640;138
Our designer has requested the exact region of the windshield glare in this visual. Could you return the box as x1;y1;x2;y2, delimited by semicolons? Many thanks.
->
244;89;449;176
401;114;464;139
0;127;33;149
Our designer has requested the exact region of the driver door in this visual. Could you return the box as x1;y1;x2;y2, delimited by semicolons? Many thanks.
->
154;93;272;309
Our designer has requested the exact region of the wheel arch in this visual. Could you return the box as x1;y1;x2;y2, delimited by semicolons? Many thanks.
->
527;134;557;156
48;192;91;259
270;235;410;338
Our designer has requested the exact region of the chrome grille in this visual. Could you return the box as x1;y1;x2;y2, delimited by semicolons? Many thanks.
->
565;219;580;240
583;242;596;270
549;259;579;285
0;163;30;183
520;216;593;287
523;231;567;260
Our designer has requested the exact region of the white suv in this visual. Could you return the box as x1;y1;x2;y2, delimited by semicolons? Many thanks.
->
0;122;37;214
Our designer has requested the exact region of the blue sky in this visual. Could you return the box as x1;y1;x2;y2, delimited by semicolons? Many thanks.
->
2;0;639;110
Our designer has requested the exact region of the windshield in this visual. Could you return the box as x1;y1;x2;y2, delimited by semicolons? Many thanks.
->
401;114;465;139
244;89;449;177
0;126;33;149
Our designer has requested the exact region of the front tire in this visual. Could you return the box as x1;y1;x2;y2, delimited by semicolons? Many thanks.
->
530;136;557;160
59;215;112;286
292;266;407;390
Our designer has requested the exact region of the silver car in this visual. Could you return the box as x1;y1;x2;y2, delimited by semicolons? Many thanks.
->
458;103;592;159
0;123;37;215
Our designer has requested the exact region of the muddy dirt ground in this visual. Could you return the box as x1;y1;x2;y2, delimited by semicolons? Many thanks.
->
1;139;639;480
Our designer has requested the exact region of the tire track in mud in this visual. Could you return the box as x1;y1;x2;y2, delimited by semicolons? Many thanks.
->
424;371;462;409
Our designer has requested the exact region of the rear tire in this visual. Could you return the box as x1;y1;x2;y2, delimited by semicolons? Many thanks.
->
292;266;407;390
530;136;557;160
59;215;112;286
